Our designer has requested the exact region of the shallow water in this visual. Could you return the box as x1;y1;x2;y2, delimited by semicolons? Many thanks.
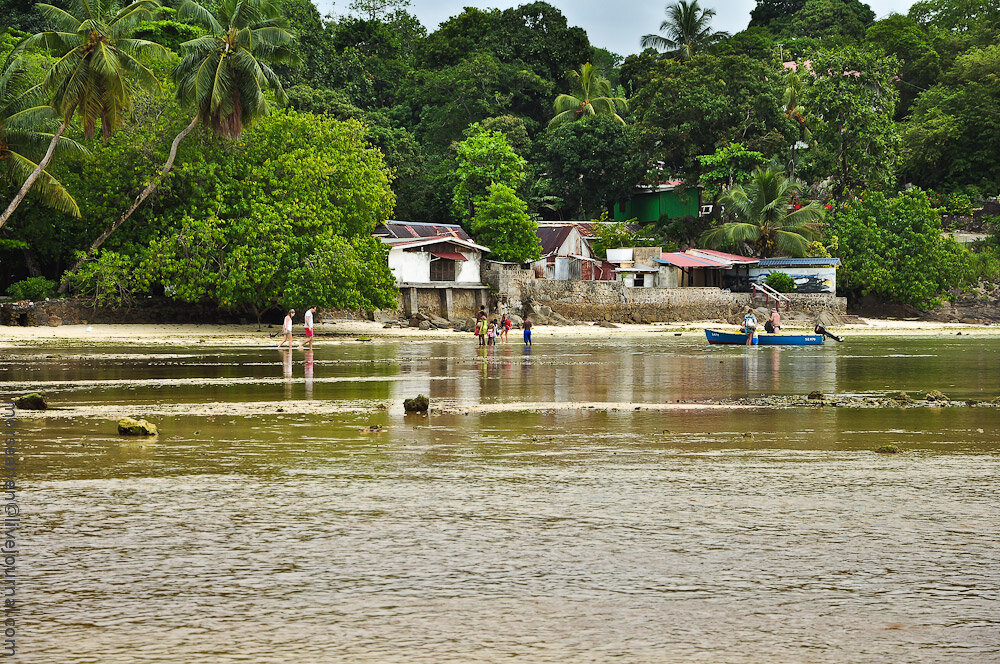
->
7;333;1000;662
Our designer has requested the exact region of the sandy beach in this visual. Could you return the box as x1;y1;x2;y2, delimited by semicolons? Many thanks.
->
1;317;998;347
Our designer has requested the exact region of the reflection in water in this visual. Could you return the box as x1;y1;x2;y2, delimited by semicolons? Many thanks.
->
7;336;1000;663
304;349;314;399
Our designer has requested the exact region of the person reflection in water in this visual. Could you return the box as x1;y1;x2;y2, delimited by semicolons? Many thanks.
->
304;349;314;400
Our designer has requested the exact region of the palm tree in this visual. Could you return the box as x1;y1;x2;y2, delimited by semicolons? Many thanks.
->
700;165;824;258
0;61;86;226
0;0;166;228
173;0;298;139
56;0;298;293
548;62;627;129
641;1;728;60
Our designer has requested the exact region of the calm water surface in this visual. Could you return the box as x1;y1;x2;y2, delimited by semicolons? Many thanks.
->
6;333;1000;663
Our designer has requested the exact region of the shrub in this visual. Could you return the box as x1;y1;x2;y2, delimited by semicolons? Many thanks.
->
5;277;56;301
765;272;796;293
66;251;148;307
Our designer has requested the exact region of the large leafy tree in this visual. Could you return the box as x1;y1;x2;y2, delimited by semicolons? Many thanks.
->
900;45;1000;191
0;0;165;228
701;165;824;258
864;14;941;118
536;115;644;219
0;60;84;221
469;182;540;263
452;123;526;223
748;0;806;32
142;112;398;320
827;188;968;308
800;47;899;199
633;53;793;180
548;62;626;129
641;1;728;60
784;0;875;41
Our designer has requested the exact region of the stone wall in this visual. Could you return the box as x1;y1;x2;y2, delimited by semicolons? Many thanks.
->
0;297;374;327
485;269;847;324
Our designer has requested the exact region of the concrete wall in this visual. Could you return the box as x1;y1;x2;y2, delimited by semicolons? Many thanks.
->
483;268;846;323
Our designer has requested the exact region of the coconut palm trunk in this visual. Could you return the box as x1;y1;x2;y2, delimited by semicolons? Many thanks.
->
57;114;200;294
0;113;73;230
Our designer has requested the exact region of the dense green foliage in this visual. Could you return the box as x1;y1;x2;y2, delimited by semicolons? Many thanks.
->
468;183;541;263
827;189;968;307
3;0;1000;313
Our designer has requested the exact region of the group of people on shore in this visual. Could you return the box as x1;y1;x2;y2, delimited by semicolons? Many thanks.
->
277;306;317;349
475;307;532;347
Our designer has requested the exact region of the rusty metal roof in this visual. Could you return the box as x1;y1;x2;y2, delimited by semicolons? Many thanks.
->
375;220;472;242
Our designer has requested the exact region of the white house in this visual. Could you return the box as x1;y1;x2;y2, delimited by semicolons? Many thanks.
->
373;221;490;319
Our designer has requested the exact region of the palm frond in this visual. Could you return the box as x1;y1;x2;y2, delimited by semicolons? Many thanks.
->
2;150;81;217
35;3;84;32
177;0;223;33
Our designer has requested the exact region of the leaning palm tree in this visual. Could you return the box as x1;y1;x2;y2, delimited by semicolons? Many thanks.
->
700;165;824;258
0;0;166;228
56;0;298;293
0;60;86;225
641;0;729;60
173;0;298;139
548;62;627;129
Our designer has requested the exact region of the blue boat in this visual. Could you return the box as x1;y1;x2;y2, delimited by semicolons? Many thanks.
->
705;328;825;346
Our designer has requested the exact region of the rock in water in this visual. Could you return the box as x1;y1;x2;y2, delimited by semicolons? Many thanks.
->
118;418;158;436
808;391;824;400
403;395;429;413
875;444;902;454
14;393;46;410
925;390;949;402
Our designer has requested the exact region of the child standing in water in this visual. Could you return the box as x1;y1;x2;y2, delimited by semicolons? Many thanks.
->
522;316;532;346
303;306;316;349
487;320;497;346
278;309;295;348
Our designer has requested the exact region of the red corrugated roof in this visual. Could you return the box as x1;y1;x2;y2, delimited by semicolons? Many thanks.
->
658;252;724;268
430;251;468;262
688;249;758;264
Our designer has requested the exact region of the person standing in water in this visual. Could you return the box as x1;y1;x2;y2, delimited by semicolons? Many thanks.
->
303;306;317;349
278;309;295;348
742;307;757;346
522;316;532;346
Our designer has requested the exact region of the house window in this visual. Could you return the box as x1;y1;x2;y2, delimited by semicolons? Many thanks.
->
634;273;644;287
430;258;456;282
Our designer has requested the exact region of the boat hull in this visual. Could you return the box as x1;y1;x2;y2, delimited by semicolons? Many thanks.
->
705;329;825;346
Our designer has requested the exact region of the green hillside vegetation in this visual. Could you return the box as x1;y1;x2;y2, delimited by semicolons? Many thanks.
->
2;0;998;313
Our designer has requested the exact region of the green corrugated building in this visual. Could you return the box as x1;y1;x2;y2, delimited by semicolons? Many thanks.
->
613;182;701;223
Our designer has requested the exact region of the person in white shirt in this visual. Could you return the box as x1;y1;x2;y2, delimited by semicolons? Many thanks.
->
303;306;317;349
278;309;295;348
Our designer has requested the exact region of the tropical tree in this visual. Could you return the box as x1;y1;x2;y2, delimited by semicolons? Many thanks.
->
701;165;824;258
783;67;810;179
548;62;626;129
173;0;298;139
0;0;166;228
0;60;84;224
640;1;728;60
57;0;298;293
